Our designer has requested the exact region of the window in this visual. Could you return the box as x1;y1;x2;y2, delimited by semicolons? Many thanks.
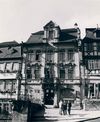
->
34;67;40;79
68;50;74;61
45;65;54;79
0;63;5;72
48;30;53;40
36;53;39;61
45;67;50;78
35;89;40;93
58;50;65;62
26;63;32;79
46;51;54;62
35;51;41;61
3;103;9;111
87;43;93;52
0;103;2;113
68;68;73;79
90;84;94;97
12;62;19;71
59;68;65;79
88;60;100;70
4;81;6;90
12;82;16;92
29;53;35;62
96;30;100;38
6;82;12;92
5;63;12;72
0;81;4;91
97;43;100;52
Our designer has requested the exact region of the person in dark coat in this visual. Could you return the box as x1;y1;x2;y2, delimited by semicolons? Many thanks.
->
62;100;67;115
68;101;72;115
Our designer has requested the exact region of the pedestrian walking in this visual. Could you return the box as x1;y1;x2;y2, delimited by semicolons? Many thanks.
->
68;101;72;115
59;100;63;115
62;100;67;115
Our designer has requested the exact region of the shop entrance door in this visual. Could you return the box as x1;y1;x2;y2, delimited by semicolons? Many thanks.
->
44;89;54;105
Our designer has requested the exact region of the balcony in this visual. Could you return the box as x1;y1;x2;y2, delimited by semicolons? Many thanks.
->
60;79;80;84
58;60;76;66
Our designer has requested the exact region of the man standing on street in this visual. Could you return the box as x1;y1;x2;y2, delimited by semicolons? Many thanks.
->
68;101;72;115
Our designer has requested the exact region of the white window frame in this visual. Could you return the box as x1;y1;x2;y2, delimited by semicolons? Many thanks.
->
12;62;19;72
5;62;13;72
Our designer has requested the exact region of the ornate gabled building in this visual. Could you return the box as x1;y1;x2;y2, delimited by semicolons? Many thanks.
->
82;28;100;99
21;21;82;107
0;41;22;113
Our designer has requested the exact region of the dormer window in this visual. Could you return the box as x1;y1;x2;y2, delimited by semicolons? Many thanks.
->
48;30;53;40
44;21;60;42
96;30;100;38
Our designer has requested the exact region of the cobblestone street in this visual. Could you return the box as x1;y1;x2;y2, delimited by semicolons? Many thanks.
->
33;105;100;122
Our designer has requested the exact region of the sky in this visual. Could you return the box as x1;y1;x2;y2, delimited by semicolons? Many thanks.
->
0;0;100;43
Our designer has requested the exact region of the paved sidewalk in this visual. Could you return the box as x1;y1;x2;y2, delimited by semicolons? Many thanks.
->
34;105;100;122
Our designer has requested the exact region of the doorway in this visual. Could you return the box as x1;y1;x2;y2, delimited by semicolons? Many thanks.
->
44;89;54;105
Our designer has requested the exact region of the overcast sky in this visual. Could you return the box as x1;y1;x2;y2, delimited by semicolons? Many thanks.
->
0;0;100;43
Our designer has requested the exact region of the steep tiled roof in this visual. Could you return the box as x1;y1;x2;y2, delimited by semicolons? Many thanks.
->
0;41;19;47
0;41;21;59
26;28;77;44
59;29;77;41
83;28;100;41
27;31;44;43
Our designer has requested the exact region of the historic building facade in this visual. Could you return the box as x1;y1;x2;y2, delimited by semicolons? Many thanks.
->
0;41;22;113
21;21;82;107
82;28;100;99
